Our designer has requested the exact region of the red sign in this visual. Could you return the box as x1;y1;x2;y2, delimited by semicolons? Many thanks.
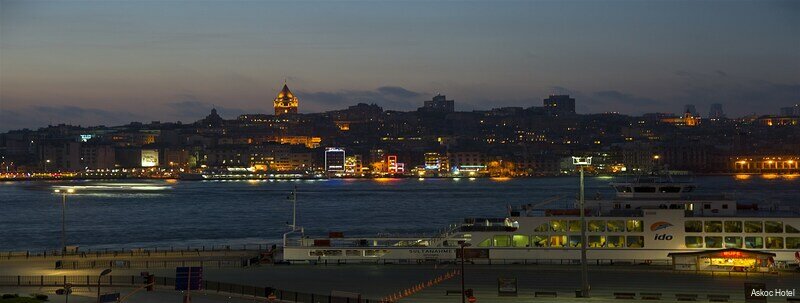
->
720;251;744;258
468;296;477;303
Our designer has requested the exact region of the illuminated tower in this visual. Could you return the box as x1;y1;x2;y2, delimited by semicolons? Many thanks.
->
273;83;299;116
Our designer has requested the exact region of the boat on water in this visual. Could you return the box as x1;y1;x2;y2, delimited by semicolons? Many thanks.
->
281;176;800;270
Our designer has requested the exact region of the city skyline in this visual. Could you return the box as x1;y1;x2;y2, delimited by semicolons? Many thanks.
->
1;0;799;131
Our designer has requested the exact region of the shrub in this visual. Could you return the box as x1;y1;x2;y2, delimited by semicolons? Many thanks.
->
35;294;49;300
2;293;20;298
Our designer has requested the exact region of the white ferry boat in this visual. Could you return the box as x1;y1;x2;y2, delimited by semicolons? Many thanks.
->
281;176;800;269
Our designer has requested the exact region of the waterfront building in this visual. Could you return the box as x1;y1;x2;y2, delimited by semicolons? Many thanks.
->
423;152;449;173
448;151;487;175
325;148;346;173
386;155;404;173
40;141;81;171
731;156;799;173
79;144;115;169
274;84;299;116
344;155;363;174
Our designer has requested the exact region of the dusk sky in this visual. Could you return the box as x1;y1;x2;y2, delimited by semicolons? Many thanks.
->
1;0;798;131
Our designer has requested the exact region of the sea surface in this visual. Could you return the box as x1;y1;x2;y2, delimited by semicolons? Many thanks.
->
1;175;798;251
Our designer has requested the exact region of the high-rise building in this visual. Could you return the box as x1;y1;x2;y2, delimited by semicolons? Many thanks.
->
708;103;725;119
418;94;454;113
780;104;799;116
274;84;299;116
543;95;576;115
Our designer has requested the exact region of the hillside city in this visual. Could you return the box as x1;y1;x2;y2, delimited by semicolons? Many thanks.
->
1;84;799;179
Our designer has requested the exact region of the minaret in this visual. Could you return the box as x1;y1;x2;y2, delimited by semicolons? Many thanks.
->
273;82;299;116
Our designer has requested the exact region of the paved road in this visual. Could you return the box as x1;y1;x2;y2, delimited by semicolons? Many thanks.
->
2;263;798;302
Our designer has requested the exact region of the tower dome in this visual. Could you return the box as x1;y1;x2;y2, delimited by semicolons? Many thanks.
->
274;83;299;115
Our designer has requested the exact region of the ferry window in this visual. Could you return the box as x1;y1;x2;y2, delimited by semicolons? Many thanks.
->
588;235;605;248
512;235;529;247
684;186;695;192
569;235;582;248
786;237;800;249
722;204;729;209
745;237;763;249
704;236;723;248
724;221;742;233
704;221;723;233
685;236;703;248
569;220;582;232
607;220;625;232
346;250;362;257
607;236;624;248
588;220;605;232
786;225;800;233
477;238;492;247
550;220;567;232
531;235;548;247
765;237;784;249
549;235;567;247
364;249;390;257
493;235;511;247
634;186;656;193
660;186;681;193
626;220;643;232
534;223;549;232
703;204;711;210
615;186;632;193
626;236;644;248
308;250;342;257
724;236;743;248
684;221;703;233
765;221;783;233
745;221;763;233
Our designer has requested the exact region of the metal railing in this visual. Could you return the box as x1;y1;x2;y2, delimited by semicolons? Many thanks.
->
53;259;251;269
1;243;274;260
0;275;381;303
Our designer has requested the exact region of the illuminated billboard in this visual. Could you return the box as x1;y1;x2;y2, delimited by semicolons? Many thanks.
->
141;149;159;167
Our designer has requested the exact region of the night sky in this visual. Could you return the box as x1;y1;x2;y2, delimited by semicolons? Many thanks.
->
1;0;798;130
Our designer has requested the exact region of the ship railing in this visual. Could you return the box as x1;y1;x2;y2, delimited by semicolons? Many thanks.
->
437;223;463;238
0;243;276;260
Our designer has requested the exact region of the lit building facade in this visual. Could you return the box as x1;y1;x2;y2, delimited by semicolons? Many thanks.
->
732;156;799;173
418;94;455;113
325;148;346;173
543;95;576;115
274;84;299;116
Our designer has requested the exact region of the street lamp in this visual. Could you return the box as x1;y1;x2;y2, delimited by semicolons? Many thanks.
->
96;268;112;303
572;156;591;297
54;188;76;255
458;241;472;303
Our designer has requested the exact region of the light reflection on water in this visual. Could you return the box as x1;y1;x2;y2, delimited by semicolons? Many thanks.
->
0;175;797;251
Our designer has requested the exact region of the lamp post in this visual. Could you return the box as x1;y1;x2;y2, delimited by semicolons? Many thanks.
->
96;268;112;303
54;188;75;255
458;241;471;303
572;156;591;297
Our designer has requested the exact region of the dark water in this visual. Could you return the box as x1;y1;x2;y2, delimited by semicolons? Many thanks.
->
1;175;798;251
